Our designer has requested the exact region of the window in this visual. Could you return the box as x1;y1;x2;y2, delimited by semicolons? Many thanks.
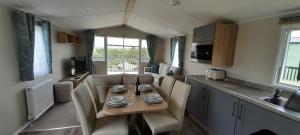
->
275;26;300;89
172;41;179;67
92;36;105;61
33;25;49;78
141;39;150;62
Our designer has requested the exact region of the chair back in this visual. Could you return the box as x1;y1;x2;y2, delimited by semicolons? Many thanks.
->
84;75;101;113
159;76;176;103
71;84;96;135
168;81;191;126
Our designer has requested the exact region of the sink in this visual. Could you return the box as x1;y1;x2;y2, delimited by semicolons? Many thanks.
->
259;97;287;107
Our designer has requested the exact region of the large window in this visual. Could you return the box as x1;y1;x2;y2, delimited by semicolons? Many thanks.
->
171;41;179;67
33;25;49;78
93;36;149;74
275;26;300;89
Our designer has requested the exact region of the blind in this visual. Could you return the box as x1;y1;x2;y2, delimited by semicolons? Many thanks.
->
279;15;300;25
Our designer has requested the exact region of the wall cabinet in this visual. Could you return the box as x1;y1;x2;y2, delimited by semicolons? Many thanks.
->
186;77;297;135
186;78;209;124
57;31;81;45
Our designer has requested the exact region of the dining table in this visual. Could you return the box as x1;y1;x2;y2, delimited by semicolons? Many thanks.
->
102;84;168;116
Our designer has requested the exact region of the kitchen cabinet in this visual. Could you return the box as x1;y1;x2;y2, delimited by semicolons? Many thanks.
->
206;87;239;135
235;100;294;135
186;78;209;123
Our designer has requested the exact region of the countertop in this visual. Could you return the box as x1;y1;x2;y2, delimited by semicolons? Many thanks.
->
187;75;300;122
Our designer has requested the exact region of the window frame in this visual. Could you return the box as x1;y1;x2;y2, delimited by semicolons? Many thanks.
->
273;24;300;91
92;36;150;63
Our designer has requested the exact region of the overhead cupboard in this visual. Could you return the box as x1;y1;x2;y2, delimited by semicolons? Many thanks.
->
191;23;238;66
186;77;297;135
56;31;81;45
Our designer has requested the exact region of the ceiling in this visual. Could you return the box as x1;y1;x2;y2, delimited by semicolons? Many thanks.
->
1;0;300;37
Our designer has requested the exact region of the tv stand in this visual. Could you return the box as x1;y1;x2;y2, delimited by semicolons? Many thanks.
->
61;72;89;88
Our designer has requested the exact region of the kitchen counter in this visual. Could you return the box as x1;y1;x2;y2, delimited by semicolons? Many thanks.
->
187;75;300;122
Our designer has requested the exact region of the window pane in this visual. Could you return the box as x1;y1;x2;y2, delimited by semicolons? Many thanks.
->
278;30;300;87
172;42;179;67
107;46;123;72
141;39;150;62
107;37;123;45
124;47;139;72
34;25;49;77
124;38;139;46
93;36;105;61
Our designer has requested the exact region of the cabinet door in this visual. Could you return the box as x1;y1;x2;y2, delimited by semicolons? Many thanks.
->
235;100;294;135
206;88;239;135
186;78;207;123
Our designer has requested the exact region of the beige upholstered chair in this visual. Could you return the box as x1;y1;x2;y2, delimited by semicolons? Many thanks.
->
158;76;176;103
71;84;128;135
84;76;104;118
143;81;191;135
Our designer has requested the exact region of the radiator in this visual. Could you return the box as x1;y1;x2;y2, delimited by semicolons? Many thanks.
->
25;79;54;121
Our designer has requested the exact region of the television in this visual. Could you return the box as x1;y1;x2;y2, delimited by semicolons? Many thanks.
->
70;56;87;74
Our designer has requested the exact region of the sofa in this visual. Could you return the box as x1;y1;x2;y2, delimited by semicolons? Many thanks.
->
89;74;154;104
144;62;185;85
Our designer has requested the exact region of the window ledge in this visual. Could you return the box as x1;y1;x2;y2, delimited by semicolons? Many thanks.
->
273;83;299;92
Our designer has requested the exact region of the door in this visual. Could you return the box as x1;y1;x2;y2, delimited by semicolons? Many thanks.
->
206;88;239;135
235;100;294;135
186;78;208;123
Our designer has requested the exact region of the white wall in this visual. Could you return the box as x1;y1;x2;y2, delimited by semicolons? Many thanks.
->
0;4;79;135
163;17;281;86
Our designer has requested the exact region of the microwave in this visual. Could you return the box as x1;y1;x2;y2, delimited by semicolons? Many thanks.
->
191;43;213;63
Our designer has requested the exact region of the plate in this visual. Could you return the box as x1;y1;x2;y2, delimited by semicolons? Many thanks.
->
109;96;125;104
111;85;127;93
146;93;161;99
106;100;128;107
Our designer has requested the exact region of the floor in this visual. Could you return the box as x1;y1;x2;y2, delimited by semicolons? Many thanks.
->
20;101;208;135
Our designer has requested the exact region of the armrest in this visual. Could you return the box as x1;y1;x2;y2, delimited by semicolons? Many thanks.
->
144;67;151;72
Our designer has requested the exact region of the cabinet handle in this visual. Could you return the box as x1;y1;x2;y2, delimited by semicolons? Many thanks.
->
238;104;243;120
232;102;237;116
202;88;206;99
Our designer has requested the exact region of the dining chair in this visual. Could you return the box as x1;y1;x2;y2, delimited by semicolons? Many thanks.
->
143;81;191;135
158;76;176;103
84;76;104;118
72;84;128;135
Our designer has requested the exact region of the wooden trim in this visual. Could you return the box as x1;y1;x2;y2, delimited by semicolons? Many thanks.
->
279;16;300;25
123;0;136;24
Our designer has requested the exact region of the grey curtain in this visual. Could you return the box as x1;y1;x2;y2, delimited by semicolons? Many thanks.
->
147;35;157;66
170;37;177;63
86;30;95;74
13;11;35;81
178;36;186;71
40;21;52;73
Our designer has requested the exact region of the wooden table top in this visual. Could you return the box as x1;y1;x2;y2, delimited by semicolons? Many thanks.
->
102;85;168;116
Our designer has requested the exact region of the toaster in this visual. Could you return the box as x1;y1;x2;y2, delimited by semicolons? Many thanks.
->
206;68;226;80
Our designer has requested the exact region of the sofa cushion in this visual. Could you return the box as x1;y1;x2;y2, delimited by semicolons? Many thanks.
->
161;64;171;76
158;63;164;74
138;74;154;84
122;74;138;85
151;64;159;73
108;74;123;85
169;66;180;75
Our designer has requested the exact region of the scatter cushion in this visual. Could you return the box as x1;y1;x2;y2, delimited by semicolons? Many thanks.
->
151;64;159;73
161;64;171;76
158;63;164;74
169;66;180;75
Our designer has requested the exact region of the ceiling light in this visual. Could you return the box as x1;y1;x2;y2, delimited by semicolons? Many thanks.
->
170;0;180;6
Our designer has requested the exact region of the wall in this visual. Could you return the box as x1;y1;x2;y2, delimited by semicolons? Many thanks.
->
163;17;281;86
0;4;79;135
81;25;166;75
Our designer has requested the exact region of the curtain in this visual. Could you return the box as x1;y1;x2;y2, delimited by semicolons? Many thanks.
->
13;11;35;81
170;37;177;63
178;36;186;72
86;30;95;74
147;35;157;66
41;21;52;73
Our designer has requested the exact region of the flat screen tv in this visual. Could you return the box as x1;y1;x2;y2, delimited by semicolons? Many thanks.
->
70;56;86;74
